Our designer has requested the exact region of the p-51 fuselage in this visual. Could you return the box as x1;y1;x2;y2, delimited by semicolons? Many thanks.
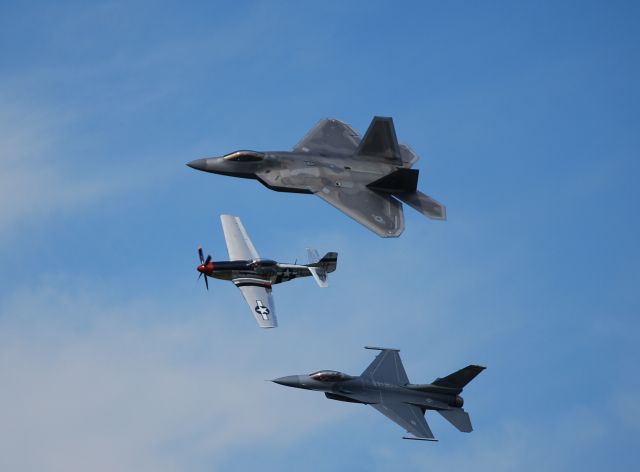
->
197;258;307;285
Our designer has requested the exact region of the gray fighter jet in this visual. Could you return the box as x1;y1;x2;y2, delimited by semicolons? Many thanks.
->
197;215;337;328
187;117;446;237
273;347;484;441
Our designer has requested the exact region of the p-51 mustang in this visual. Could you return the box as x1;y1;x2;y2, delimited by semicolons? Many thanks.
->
196;214;337;328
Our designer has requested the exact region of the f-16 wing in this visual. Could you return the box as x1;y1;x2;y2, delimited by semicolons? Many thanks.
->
371;402;436;441
315;184;404;238
293;118;360;156
361;347;409;385
232;279;277;328
220;214;260;261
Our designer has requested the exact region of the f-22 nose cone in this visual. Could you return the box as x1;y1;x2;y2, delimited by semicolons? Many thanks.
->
186;158;208;171
272;375;301;388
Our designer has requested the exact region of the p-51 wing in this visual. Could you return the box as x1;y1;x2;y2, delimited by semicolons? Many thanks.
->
233;281;277;328
220;214;260;261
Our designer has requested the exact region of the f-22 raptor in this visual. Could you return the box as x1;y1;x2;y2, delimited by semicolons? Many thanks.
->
273;347;485;441
187;117;446;238
197;215;337;328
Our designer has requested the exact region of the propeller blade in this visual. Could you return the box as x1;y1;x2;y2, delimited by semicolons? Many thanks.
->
198;246;205;264
205;255;212;265
198;272;203;280
204;275;209;290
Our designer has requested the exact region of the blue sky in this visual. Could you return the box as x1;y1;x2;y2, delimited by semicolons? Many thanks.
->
1;1;639;470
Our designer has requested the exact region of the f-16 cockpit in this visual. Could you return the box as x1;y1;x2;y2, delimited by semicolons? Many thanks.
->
309;370;353;382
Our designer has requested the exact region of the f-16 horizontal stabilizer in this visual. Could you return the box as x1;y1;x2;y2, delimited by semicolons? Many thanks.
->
395;190;447;220
438;409;473;433
432;365;485;391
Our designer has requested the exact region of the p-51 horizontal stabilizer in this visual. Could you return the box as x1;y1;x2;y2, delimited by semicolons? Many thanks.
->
305;250;337;287
308;266;328;288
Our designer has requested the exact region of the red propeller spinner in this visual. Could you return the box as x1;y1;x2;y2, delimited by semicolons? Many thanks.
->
197;246;214;290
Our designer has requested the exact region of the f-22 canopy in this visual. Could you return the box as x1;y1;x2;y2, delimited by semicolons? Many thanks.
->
187;117;446;237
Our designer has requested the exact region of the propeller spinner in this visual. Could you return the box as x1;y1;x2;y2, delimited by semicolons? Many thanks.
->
197;246;213;290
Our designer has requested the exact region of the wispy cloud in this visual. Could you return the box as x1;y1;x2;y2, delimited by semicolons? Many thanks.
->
0;100;118;238
0;278;349;471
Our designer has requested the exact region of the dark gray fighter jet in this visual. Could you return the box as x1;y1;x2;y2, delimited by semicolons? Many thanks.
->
273;347;484;441
187;117;446;237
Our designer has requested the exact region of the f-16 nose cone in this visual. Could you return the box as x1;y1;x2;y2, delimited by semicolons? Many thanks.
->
272;375;301;388
186;158;208;171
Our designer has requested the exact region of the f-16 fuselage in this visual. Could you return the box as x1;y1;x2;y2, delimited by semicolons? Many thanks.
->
273;372;465;411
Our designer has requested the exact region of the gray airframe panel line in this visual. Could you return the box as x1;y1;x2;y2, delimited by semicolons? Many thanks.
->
272;347;485;441
196;215;337;328
187;117;446;238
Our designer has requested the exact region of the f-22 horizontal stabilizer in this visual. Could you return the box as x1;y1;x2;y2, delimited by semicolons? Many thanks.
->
395;191;446;220
366;169;446;221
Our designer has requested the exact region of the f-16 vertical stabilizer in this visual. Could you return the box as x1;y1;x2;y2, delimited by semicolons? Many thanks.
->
432;365;485;391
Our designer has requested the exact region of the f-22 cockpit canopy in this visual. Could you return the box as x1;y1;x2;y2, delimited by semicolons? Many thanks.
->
223;150;265;162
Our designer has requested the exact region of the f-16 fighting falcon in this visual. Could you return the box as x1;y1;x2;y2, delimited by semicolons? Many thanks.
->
197;214;337;328
272;347;485;441
187;117;446;237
